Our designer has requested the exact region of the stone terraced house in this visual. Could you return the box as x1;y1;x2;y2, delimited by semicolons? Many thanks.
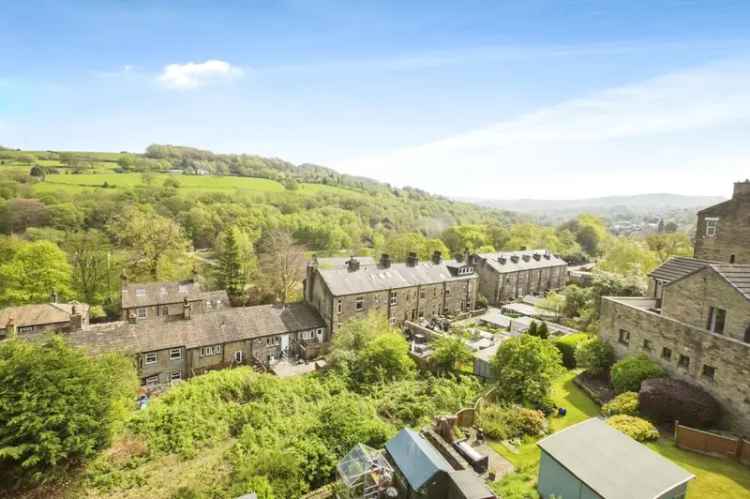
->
120;278;229;322
67;302;325;386
304;252;478;336
0;302;89;338
473;249;568;305
600;180;750;434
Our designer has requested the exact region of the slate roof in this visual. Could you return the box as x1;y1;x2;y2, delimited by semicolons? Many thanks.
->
447;469;496;499
314;256;376;269
65;303;325;355
711;264;750;301
385;428;452;492
538;418;693;499
121;280;228;309
476;249;566;274
316;260;476;296
0;303;89;328
648;256;712;283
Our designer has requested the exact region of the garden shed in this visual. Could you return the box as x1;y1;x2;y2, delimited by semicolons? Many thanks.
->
537;418;693;499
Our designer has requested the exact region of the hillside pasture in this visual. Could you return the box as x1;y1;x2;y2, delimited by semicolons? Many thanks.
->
31;172;357;196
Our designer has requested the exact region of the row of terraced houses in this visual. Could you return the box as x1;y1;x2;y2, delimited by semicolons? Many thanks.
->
0;247;566;386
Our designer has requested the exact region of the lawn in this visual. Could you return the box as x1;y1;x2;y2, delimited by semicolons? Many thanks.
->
489;369;750;499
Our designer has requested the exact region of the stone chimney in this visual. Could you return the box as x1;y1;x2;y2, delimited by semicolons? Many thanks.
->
380;254;392;269
183;297;192;320
406;252;419;267
6;316;17;339
463;248;470;264
431;251;442;264
69;303;83;331
733;179;750;199
346;257;360;272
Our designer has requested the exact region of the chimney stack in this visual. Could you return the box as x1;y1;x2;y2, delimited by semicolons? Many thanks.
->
463;248;470;264
733;180;750;199
346;257;361;272
380;254;392;269
183;297;192;320
406;252;419;267
431;251;442;264
69;303;83;331
498;256;507;265
533;253;541;261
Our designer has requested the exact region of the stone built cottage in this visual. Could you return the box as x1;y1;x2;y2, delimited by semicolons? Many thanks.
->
472;249;567;305
120;278;229;322
600;180;750;434
70;302;326;386
304;252;479;336
0;302;89;338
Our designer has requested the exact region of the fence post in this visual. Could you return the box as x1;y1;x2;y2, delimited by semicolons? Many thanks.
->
674;420;679;442
737;438;745;462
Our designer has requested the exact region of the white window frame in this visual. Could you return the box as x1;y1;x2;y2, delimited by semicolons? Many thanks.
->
355;296;364;311
145;375;159;386
234;351;244;363
169;348;182;360
170;370;182;382
390;291;398;306
135;288;146;297
136;307;147;319
337;299;343;314
18;326;33;333
144;352;158;365
705;217;719;237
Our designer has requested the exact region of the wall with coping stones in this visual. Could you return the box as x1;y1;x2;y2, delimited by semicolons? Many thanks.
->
600;297;750;435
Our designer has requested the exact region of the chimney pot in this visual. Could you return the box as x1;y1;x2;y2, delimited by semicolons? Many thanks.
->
533;253;541;261
498;257;507;265
431;251;442;264
406;252;419;267
380;254;392;269
6;315;17;339
183;296;192;320
346;257;361;272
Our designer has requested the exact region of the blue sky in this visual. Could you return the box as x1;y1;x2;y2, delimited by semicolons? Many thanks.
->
2;1;750;199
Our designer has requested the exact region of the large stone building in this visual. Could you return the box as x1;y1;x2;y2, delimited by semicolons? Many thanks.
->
68;302;326;386
0;302;89;338
600;181;750;434
120;279;229;322
694;180;750;264
473;250;567;305
304;252;478;336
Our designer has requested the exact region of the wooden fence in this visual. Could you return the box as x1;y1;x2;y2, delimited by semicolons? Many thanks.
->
675;422;750;465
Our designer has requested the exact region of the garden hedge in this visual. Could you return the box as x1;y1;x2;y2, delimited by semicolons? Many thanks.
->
638;378;721;429
553;333;590;368
607;415;659;442
610;355;666;394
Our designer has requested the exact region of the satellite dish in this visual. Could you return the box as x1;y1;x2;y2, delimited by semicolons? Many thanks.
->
385;487;398;498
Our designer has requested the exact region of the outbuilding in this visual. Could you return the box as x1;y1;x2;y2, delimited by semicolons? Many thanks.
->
537;418;693;499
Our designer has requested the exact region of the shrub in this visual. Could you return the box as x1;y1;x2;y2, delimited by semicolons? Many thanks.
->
553;333;590;368
479;405;546;441
574;337;615;376
639;378;721;429
0;337;138;482
490;464;540;499
607;415;659;442
602;392;639;416
610;355;666;394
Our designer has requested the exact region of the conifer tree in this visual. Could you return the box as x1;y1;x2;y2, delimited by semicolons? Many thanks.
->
217;227;246;299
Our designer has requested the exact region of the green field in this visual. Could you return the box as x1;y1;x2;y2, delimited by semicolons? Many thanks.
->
31;172;356;196
489;370;750;499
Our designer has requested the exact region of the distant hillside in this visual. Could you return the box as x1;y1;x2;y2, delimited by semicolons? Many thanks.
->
466;193;725;223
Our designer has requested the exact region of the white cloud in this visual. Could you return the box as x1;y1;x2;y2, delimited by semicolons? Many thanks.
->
158;60;243;89
334;60;750;199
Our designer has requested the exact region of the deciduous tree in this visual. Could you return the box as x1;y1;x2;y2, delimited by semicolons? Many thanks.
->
258;230;305;305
